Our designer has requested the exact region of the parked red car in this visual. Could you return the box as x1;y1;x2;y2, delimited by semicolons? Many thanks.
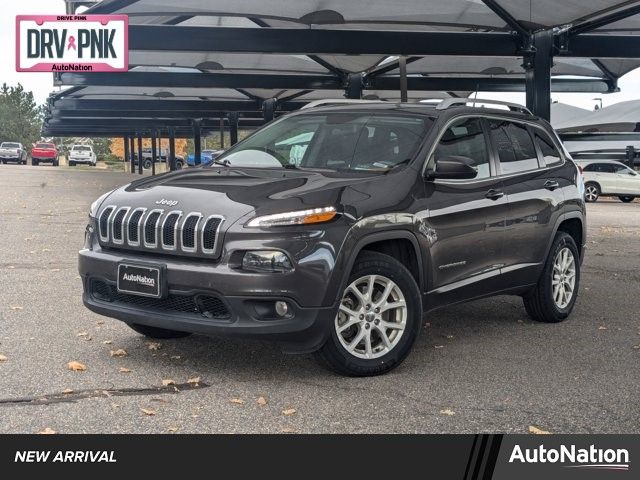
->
31;142;59;166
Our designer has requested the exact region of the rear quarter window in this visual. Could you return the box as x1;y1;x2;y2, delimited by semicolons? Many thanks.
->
489;120;540;175
534;132;562;167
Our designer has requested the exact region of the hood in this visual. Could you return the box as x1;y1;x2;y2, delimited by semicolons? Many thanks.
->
103;166;395;227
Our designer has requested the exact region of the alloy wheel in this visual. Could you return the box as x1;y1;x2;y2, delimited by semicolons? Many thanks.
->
334;274;407;359
552;247;576;309
585;185;598;202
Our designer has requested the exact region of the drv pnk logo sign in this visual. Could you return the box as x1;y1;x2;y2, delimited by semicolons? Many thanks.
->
16;15;128;72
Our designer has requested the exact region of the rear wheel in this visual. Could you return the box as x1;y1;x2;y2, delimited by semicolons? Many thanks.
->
127;323;192;339
175;160;184;169
316;251;422;376
69;161;76;166
143;159;153;170
523;232;580;323
584;183;600;202
32;160;38;166
619;195;635;203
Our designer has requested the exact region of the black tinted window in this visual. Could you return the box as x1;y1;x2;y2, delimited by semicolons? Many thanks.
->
489;120;539;174
433;118;490;179
535;132;562;166
585;163;616;173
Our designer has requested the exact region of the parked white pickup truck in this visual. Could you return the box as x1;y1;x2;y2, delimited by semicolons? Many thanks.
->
68;145;97;166
0;142;27;164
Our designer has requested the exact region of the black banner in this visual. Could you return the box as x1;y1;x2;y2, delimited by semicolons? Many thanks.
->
0;434;636;478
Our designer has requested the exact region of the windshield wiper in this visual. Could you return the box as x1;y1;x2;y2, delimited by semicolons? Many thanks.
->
283;163;299;169
382;158;411;173
211;159;230;167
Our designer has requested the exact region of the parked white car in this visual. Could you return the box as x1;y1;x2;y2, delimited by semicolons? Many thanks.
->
577;160;640;203
68;145;97;166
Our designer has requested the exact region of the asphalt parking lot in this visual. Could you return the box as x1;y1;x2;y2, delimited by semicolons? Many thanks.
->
0;165;638;434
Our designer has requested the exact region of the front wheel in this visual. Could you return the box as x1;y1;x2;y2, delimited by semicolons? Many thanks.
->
127;323;192;339
316;251;422;376
619;195;635;203
523;232;580;323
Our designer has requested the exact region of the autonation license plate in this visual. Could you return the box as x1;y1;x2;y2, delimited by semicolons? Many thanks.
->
117;264;162;298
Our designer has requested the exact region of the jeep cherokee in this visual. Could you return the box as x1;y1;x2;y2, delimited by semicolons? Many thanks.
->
79;100;586;376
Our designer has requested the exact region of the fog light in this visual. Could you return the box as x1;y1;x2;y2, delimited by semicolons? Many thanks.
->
242;250;293;273
275;301;289;317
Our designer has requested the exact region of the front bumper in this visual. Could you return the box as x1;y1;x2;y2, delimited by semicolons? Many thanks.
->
79;247;337;353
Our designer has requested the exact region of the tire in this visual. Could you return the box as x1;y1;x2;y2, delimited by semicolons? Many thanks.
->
523;232;580;323
69;161;75;167
584;182;600;202
315;251;422;376
127;323;192;339
619;196;634;203
175;160;184;169
32;160;38;166
143;159;152;170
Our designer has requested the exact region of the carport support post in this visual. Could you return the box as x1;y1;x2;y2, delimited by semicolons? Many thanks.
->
228;112;239;145
219;118;225;149
137;133;143;175
345;73;364;99
168;127;176;171
399;56;408;103
129;136;135;173
193;119;202;166
151;130;157;175
263;98;277;122
123;136;130;173
524;30;553;121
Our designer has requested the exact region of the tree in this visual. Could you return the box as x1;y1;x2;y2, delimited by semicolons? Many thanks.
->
0;83;42;147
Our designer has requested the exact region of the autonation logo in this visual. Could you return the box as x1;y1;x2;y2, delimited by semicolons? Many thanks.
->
122;274;155;287
509;444;630;471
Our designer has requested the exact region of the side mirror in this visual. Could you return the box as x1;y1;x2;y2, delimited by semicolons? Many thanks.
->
426;156;478;180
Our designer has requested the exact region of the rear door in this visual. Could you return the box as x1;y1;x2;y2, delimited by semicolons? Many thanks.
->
612;163;640;194
424;116;508;300
488;119;563;279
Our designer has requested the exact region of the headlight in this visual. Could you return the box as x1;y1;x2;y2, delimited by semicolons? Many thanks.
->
246;207;337;228
89;189;116;218
242;251;293;273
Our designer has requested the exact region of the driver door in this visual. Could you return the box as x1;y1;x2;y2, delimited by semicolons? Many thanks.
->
424;116;509;301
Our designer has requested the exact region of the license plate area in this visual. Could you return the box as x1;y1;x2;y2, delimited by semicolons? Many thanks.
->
117;263;164;298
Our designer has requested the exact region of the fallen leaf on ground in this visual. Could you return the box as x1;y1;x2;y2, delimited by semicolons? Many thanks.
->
230;398;245;405
62;388;74;394
10;306;23;310
167;427;179;433
38;428;56;435
528;425;551;435
141;408;157;416
440;409;456;416
0;355;7;362
110;349;128;357
281;427;295;433
147;342;161;351
67;361;86;371
257;396;268;406
282;408;297;416
119;367;132;373
598;325;608;330
103;340;112;345
96;320;105;325
187;377;201;386
76;332;88;337
162;379;175;386
434;345;444;349
170;355;181;360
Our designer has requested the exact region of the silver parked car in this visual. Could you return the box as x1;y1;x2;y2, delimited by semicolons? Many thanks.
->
0;142;27;164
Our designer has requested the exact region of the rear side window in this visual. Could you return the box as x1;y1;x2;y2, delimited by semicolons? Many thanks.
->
534;132;562;166
584;163;615;173
433;117;490;179
35;143;54;149
73;146;91;151
489;120;539;175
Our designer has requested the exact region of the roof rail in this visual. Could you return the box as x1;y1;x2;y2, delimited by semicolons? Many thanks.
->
301;99;388;110
435;98;533;115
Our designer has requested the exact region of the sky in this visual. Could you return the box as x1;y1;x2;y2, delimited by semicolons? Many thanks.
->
2;0;640;111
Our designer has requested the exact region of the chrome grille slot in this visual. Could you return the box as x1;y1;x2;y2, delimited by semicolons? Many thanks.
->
144;210;163;247
161;211;182;250
111;207;129;244
202;216;223;254
97;206;223;257
181;213;202;252
127;208;146;246
98;206;115;242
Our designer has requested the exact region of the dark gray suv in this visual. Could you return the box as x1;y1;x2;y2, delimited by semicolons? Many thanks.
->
79;100;586;376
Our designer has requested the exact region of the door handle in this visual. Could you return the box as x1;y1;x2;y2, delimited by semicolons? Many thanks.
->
485;189;504;200
544;180;560;190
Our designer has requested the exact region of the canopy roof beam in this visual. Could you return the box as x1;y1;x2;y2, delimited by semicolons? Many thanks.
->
570;3;640;36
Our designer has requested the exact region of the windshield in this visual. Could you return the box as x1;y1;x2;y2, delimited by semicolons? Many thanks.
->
1;143;19;148
215;112;433;171
73;146;91;151
35;143;54;149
